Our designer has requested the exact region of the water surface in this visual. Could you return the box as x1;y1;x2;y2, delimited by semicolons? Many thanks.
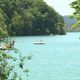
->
13;32;80;80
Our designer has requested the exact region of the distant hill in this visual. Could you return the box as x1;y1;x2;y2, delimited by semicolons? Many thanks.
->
63;15;80;32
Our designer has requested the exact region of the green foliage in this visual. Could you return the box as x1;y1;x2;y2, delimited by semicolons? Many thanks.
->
0;8;8;38
0;0;65;36
70;0;80;28
0;27;8;38
0;39;32;80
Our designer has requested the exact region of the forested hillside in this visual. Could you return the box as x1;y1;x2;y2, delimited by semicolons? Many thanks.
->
0;0;65;36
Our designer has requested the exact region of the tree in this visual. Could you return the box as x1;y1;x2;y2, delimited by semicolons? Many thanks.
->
0;8;8;38
0;47;31;80
70;0;80;28
0;27;32;80
0;0;65;36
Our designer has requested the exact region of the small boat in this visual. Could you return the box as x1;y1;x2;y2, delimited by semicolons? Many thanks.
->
33;40;45;45
33;42;45;44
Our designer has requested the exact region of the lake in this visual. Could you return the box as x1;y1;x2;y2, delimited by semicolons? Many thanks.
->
12;32;80;80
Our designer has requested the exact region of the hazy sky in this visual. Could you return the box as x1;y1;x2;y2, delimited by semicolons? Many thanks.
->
44;0;74;16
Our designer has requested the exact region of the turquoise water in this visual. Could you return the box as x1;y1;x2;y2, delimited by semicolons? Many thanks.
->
13;32;80;80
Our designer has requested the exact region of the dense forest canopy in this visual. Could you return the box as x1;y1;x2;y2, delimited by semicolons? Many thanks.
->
0;0;65;36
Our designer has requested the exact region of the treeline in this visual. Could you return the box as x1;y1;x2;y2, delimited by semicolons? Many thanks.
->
0;0;65;36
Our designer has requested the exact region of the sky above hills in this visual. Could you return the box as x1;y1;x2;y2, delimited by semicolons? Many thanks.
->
44;0;74;16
